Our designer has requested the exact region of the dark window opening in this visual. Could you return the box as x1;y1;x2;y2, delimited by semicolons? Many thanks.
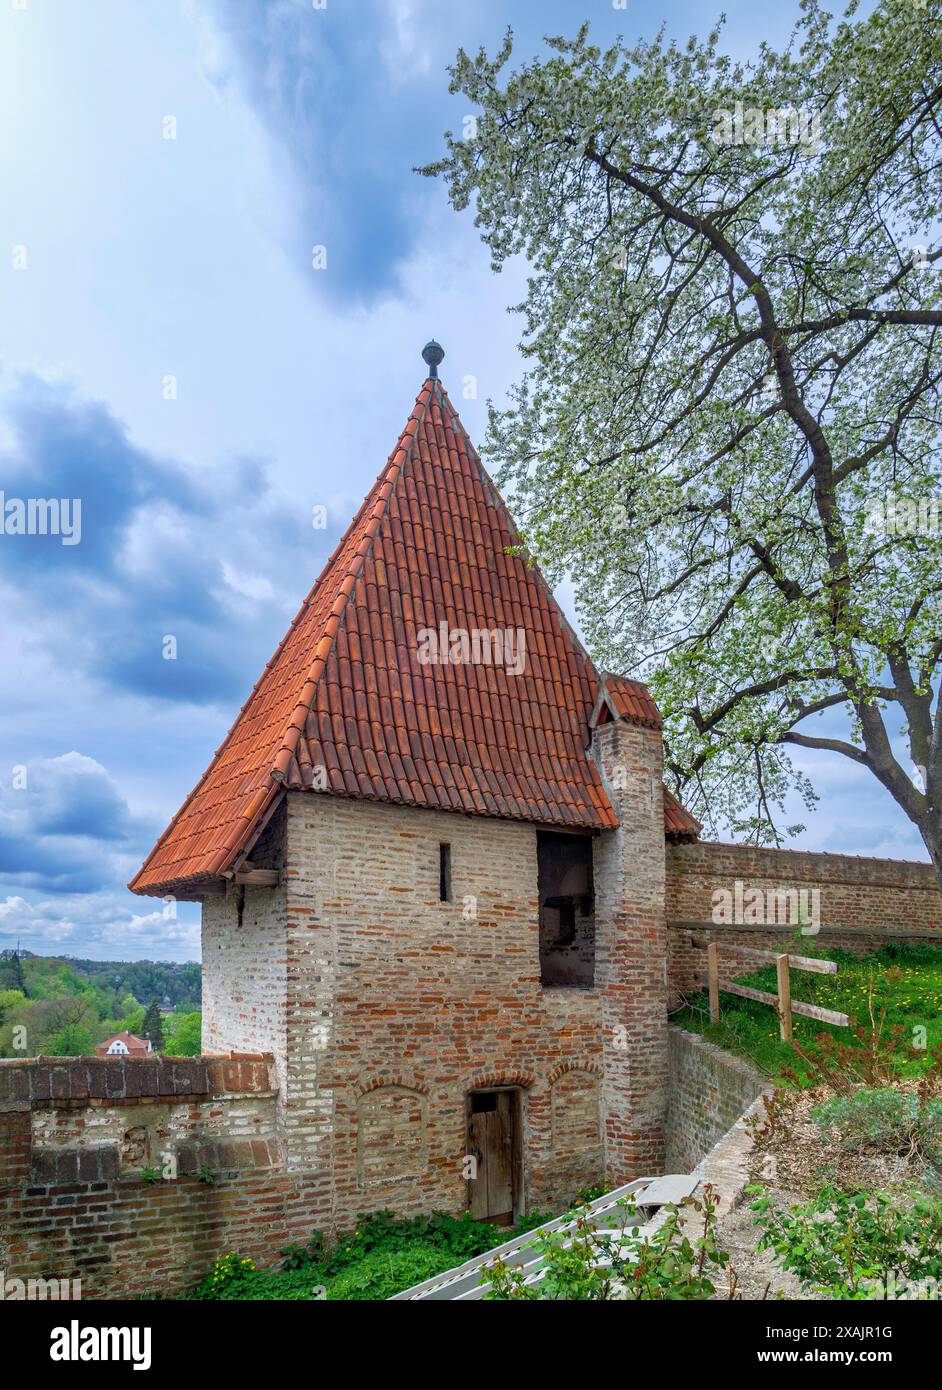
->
537;830;595;989
470;1091;497;1113
553;899;576;946
439;842;452;902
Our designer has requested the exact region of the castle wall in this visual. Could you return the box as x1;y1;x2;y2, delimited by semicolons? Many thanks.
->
0;1054;292;1299
5;799;939;1298
591;722;668;1183
666;839;942;1002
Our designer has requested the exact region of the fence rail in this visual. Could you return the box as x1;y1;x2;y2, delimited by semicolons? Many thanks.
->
693;939;849;1039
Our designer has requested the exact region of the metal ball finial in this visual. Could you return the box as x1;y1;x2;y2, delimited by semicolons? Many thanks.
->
422;340;445;378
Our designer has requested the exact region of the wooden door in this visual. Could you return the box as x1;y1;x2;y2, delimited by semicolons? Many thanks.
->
467;1089;521;1225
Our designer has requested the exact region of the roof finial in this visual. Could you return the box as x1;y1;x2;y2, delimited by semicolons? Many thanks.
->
422;339;445;379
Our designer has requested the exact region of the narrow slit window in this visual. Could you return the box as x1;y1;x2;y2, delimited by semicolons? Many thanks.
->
439;843;452;902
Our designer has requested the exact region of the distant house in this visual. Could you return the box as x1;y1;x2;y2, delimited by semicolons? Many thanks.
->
96;1031;151;1057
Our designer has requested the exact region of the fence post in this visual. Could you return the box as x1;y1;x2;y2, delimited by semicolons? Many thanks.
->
776;952;793;1041
707;941;720;1023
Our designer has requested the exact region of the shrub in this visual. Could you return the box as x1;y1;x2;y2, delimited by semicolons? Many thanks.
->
192;1208;547;1301
810;1085;942;1179
484;1188;733;1301
574;1182;610;1204
915;1097;942;1171
750;1187;942;1298
280;1234;325;1271
192;1253;258;1299
810;1087;918;1153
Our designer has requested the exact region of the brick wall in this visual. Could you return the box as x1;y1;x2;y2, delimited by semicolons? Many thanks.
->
277;792;607;1224
2;791;637;1301
26;795;940;1294
667;840;942;1000
0;1054;294;1298
592;722;668;1182
664;1026;766;1173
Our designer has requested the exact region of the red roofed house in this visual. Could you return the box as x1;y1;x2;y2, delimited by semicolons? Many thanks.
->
131;342;699;1227
96;1031;152;1057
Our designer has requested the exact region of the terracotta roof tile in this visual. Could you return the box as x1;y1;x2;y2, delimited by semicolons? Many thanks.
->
663;784;702;841
603;673;663;729
131;378;697;895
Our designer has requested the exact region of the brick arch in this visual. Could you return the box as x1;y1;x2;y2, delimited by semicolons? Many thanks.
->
354;1070;431;1100
548;1061;603;1156
463;1066;536;1092
546;1057;604;1087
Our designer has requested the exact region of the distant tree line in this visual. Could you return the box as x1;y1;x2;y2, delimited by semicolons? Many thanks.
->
0;952;201;1058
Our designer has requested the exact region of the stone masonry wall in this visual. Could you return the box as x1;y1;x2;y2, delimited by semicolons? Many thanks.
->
592;722;668;1183
667;840;942;1002
664;1026;766;1173
7;805;937;1297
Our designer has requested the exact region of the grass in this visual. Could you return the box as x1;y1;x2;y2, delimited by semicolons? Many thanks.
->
673;942;942;1085
186;1207;550;1302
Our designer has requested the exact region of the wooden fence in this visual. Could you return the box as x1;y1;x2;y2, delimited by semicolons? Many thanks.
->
695;940;850;1040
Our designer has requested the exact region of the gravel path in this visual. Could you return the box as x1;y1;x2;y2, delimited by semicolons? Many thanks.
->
713;1193;817;1300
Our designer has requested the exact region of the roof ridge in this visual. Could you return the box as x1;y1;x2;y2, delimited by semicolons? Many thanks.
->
605;670;651;689
270;379;435;786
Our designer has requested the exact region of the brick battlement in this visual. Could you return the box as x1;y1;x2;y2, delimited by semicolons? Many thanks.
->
0;1052;276;1108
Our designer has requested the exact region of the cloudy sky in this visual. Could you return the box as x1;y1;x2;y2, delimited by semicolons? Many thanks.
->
0;0;919;963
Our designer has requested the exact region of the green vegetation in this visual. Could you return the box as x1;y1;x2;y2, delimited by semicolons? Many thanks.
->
0;951;201;1057
141;1000;165;1053
189;1209;548;1302
674;944;942;1084
485;1189;731;1301
810;1087;942;1169
751;1187;942;1299
162;1012;201;1056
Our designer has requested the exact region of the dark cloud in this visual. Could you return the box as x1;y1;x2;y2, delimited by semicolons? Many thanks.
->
0;374;347;706
0;753;149;893
187;1;684;304
192;0;443;301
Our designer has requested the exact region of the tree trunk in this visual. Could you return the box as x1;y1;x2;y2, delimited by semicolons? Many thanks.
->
921;810;942;900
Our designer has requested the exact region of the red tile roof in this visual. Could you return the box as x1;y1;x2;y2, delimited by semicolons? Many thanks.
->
663;785;702;841
603;673;663;730
95;1031;151;1056
131;377;696;895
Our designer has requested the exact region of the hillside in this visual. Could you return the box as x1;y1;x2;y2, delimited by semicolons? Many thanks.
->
0;951;202;1058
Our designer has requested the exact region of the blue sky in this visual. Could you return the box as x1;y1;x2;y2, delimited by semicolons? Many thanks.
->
0;0;921;963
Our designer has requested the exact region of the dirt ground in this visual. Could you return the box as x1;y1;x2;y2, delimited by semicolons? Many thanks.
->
710;1083;938;1301
714;1192;815;1300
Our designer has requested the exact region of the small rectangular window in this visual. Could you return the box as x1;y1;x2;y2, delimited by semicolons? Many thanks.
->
439;843;452;902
